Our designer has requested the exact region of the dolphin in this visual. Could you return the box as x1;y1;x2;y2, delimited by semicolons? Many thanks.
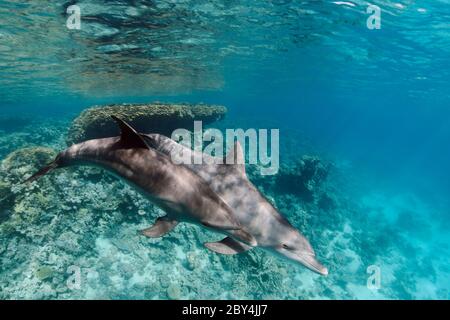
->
25;116;256;248
141;133;328;276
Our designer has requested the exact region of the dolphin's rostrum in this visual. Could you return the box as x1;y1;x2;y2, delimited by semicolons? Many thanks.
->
25;116;257;248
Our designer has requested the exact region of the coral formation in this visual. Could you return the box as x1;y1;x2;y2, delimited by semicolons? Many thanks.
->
36;266;55;281
0;147;58;217
276;155;331;202
1;147;57;176
167;283;182;300
66;103;227;145
0;119;67;161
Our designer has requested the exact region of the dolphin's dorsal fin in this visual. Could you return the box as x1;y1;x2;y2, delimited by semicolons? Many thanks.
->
111;115;149;149
225;141;246;175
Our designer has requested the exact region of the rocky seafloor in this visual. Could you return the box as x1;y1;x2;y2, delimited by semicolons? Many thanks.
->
0;114;449;300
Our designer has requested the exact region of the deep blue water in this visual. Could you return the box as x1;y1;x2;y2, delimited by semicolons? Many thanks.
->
0;1;449;299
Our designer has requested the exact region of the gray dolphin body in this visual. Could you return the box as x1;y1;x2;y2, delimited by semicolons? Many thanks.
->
25;116;256;248
142;133;328;276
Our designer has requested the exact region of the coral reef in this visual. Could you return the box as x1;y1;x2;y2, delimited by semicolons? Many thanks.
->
66;103;227;145
36;266;55;281
1;147;57;176
0;147;57;213
275;155;331;202
0;118;68;160
0;180;12;214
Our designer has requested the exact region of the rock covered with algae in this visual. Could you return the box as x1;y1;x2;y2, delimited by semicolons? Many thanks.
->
0;147;57;206
66;102;227;145
275;155;331;202
35;266;55;281
1;147;57;177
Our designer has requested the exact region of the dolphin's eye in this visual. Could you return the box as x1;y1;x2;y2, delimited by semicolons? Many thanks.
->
282;244;290;250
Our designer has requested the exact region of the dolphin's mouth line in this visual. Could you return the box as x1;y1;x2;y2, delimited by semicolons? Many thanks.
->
295;252;329;276
274;247;328;276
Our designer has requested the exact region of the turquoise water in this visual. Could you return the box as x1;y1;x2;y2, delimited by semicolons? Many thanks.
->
1;1;449;299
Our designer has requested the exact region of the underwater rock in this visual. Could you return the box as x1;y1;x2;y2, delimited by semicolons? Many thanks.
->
35;266;55;281
0;181;12;211
1;147;57;182
66;102;227;145
0;147;56;225
167;283;182;300
317;193;338;211
186;251;200;271
0;119;68;160
276;155;330;202
55;231;81;255
219;250;287;299
0;147;57;215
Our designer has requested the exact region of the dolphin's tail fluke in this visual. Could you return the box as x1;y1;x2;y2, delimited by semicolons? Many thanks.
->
23;160;59;184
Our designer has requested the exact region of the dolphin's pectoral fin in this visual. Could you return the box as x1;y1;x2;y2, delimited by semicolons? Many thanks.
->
140;216;178;238
201;220;239;231
204;237;253;255
201;221;257;247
